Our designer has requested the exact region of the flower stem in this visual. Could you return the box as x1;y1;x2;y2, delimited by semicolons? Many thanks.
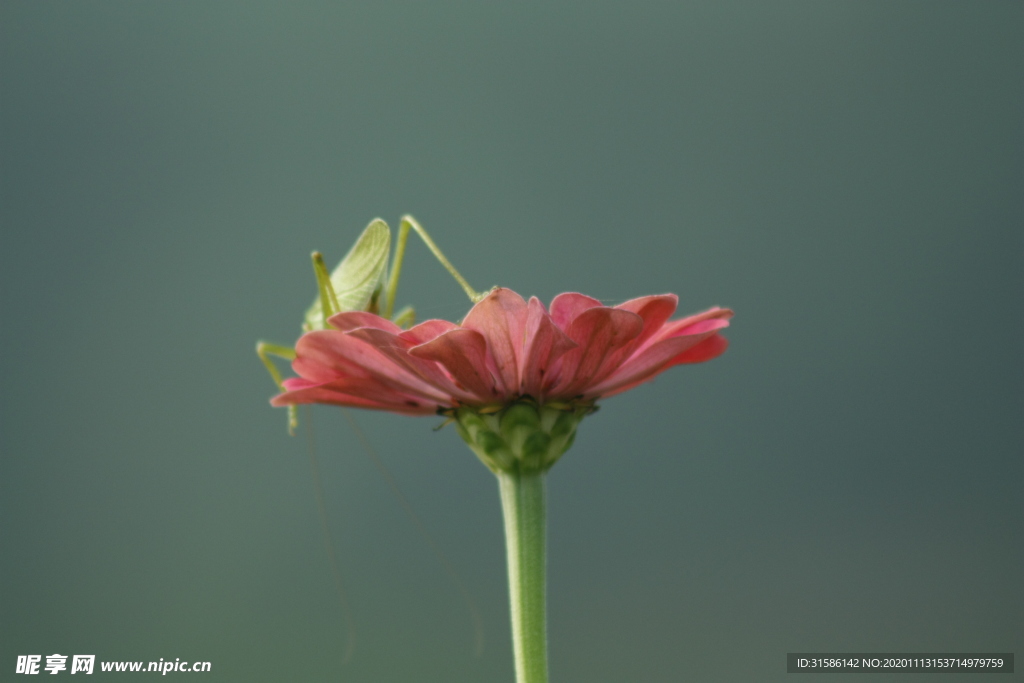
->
497;469;548;683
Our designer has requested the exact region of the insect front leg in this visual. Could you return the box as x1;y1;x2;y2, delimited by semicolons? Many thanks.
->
256;341;299;434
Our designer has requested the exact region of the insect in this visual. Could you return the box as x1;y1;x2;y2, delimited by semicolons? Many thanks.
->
256;216;485;660
257;214;482;434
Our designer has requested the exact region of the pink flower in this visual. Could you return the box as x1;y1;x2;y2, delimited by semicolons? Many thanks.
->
271;288;732;415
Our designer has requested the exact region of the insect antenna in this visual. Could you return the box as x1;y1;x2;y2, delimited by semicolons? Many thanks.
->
302;406;356;664
341;408;485;658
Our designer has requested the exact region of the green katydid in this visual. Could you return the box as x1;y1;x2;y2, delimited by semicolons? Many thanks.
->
257;215;484;434
256;215;487;659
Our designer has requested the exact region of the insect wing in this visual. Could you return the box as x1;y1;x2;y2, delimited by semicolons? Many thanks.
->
304;219;391;329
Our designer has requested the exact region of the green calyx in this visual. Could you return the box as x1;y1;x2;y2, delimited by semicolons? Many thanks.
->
451;400;597;474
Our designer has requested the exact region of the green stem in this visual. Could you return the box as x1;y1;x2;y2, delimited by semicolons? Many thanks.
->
497;469;548;683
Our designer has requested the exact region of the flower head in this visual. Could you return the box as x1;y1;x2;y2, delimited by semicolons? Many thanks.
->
272;288;732;471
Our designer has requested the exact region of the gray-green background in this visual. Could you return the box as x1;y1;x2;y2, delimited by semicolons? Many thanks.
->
1;2;1020;681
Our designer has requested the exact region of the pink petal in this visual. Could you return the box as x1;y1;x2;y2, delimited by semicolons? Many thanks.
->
613;294;678;348
346;326;473;402
586;294;681;387
409;328;500;402
549;292;604;330
670;332;730;365
293;330;453;403
400;319;460;345
271;380;437;414
327;311;402;334
278;374;439;410
280;377;320;391
597;333;731;399
653;307;734;342
672;317;731;336
549;307;644;397
587;318;731;397
462;288;529;396
520;297;578;398
288;373;439;407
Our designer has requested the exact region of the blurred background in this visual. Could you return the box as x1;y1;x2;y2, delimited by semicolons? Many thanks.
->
1;2;1020;681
